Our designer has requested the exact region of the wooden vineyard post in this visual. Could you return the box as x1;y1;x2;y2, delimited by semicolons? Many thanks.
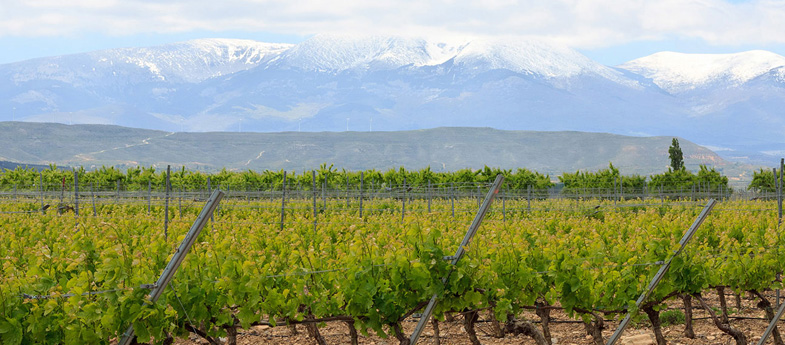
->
267;180;272;203
164;165;171;239
39;173;44;215
774;168;778;204
501;185;506;222
280;171;286;231
207;177;213;226
116;180;120;204
410;175;505;344
90;182;96;217
477;185;481;209
527;185;531;213
427;180;432;213
73;169;79;218
312;171;317;232
359;172;364;218
451;182;455;218
692;182;695;201
778;158;783;226
614;177;618;206
60;177;64;207
605;199;717;345
118;189;224;345
402;177;407;221
147;181;152;215
777;160;784;310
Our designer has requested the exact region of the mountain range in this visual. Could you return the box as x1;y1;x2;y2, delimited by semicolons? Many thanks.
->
1;34;783;165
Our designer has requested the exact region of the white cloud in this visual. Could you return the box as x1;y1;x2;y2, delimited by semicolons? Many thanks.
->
1;0;784;48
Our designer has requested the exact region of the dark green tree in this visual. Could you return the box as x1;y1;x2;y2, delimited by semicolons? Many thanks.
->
748;169;777;193
668;138;684;171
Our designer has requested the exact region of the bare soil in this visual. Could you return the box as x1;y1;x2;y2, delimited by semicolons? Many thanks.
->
174;291;785;345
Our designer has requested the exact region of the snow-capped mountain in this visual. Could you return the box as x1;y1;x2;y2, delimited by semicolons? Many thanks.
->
616;50;785;162
10;39;291;85
453;39;633;83
618;50;785;93
269;34;637;85
0;35;783;164
267;34;457;72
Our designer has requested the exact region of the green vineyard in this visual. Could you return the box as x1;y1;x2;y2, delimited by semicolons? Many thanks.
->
0;180;783;345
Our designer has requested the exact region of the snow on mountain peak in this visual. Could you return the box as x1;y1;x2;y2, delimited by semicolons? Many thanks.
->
272;34;633;86
163;38;292;61
272;34;460;72
104;38;293;82
453;38;620;79
10;38;293;85
618;50;785;93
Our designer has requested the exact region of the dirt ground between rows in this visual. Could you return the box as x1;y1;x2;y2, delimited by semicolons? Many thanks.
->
173;291;785;345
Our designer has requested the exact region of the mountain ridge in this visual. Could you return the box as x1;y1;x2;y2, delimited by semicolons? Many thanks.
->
617;50;785;93
1;35;783;167
0;122;751;185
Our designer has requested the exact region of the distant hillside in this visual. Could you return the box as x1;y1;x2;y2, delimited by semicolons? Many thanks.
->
0;160;57;171
0;122;751;183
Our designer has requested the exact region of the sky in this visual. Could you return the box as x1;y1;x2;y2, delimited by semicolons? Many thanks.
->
1;0;785;66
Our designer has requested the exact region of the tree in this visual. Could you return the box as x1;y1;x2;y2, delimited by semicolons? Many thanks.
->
668;138;684;171
648;165;731;195
748;169;776;193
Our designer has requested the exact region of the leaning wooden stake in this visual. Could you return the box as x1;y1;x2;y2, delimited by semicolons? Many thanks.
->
749;290;783;345
605;199;717;345
756;283;785;345
118;189;224;345
409;175;505;344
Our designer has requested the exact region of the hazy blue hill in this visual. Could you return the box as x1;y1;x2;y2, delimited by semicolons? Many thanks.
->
0;160;54;171
0;122;746;182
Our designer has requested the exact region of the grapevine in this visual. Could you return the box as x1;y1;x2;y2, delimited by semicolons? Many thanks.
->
0;191;782;345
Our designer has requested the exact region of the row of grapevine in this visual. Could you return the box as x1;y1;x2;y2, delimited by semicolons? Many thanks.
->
0;164;554;192
1;162;759;195
561;163;732;195
0;196;782;345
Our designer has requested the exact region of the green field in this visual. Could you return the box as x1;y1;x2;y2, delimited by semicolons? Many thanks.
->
0;190;782;345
